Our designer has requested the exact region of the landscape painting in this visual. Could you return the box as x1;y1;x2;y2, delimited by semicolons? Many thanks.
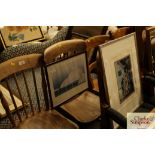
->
47;53;88;104
114;55;135;103
0;26;44;48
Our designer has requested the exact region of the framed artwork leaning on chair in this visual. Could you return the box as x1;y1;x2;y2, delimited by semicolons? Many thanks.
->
43;39;101;128
97;33;155;128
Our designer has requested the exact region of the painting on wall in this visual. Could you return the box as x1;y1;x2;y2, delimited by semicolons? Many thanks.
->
0;26;44;48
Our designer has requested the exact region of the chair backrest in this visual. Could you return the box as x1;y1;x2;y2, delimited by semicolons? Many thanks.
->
145;26;155;73
44;39;90;108
70;26;108;39
97;33;142;128
110;27;130;39
85;35;110;64
0;54;48;128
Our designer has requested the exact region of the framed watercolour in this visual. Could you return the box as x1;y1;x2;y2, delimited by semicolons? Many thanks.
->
46;53;89;107
0;26;44;49
98;33;142;118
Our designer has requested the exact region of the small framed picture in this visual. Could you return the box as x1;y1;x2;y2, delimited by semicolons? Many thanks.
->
46;53;89;107
98;33;142;118
0;26;44;48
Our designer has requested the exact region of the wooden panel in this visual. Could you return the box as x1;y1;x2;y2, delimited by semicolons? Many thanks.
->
60;91;101;123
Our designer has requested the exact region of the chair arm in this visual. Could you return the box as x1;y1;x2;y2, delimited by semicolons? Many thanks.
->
106;107;127;129
143;74;155;86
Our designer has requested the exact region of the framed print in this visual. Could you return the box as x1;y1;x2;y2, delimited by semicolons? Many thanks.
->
47;53;89;107
98;33;142;119
0;26;44;48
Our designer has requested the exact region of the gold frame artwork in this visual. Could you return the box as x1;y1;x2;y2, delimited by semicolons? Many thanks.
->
0;26;44;49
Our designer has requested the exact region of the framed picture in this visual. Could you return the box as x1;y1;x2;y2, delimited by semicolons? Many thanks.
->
0;26;44;48
0;85;24;117
98;33;142;119
46;53;89;107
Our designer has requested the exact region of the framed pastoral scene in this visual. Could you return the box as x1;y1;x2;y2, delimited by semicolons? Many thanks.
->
0;26;44;48
98;33;142;118
46;53;89;107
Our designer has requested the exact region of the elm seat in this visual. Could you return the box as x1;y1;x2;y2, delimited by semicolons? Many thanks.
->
18;110;78;129
60;91;100;123
0;54;78;129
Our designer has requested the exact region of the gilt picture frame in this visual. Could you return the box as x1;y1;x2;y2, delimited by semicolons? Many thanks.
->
98;33;142;118
0;26;44;49
46;53;89;107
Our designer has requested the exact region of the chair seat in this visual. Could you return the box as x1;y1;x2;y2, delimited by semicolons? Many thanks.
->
18;110;78;129
60;91;101;123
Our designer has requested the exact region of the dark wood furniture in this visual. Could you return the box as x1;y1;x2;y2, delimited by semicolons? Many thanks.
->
96;33;155;129
0;54;78;128
68;26;108;39
85;35;110;91
110;27;132;39
43;39;101;127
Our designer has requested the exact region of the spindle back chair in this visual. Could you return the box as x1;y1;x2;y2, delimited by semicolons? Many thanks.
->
43;39;101;127
0;54;78;128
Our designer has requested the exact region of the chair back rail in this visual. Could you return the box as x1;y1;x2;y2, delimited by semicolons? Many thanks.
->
44;39;86;64
0;54;42;81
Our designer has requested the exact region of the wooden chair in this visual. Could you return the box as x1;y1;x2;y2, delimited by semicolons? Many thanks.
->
109;27;130;40
0;54;78;129
69;26;108;39
97;33;154;129
85;35;110;91
144;26;155;74
43;39;101;127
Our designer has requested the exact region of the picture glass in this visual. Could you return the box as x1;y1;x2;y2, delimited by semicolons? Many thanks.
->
114;55;135;103
47;53;88;107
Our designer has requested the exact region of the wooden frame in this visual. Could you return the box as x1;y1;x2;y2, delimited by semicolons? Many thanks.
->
46;53;89;107
0;26;44;49
98;33;142;118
